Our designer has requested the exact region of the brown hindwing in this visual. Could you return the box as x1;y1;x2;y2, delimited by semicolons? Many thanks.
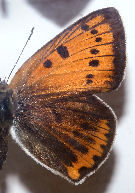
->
12;93;116;184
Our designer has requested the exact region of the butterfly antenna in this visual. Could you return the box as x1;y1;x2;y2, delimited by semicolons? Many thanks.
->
6;27;35;83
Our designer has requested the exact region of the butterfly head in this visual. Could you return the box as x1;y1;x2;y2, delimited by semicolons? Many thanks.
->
0;79;14;131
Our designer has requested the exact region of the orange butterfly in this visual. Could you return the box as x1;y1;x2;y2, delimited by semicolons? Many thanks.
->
0;7;125;185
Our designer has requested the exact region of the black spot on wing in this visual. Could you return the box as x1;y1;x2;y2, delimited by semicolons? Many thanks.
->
86;74;94;84
81;24;89;31
93;155;101;163
73;130;95;144
89;60;99;67
86;80;93;84
90;49;99;54
95;37;102;42
43;60;52;68
57;45;69;58
86;74;94;78
91;29;98;34
80;123;98;132
65;135;88;154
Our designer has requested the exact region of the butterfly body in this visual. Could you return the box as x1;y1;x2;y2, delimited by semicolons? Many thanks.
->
1;7;125;185
0;80;14;168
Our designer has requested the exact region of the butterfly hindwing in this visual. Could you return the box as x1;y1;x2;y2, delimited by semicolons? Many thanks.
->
11;93;115;184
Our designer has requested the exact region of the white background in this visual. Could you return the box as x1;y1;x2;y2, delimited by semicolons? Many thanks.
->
0;0;134;193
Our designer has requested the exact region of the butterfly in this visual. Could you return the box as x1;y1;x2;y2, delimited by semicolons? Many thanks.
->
0;7;126;185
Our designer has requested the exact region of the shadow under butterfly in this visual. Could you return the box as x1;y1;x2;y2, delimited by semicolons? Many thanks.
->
27;0;92;26
0;0;93;26
0;140;116;193
0;0;8;16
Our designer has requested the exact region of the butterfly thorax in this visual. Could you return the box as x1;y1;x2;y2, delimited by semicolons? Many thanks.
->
0;80;14;132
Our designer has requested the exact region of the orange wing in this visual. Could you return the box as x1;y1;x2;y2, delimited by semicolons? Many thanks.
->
9;7;125;96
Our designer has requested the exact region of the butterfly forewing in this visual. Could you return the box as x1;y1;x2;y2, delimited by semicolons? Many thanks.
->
8;7;126;185
10;7;125;95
